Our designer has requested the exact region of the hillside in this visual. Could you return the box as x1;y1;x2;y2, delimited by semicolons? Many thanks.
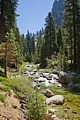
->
51;0;64;28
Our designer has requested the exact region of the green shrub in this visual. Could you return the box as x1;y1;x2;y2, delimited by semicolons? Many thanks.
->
0;86;11;92
0;94;6;103
0;77;8;82
0;70;6;77
27;92;46;120
19;62;30;71
0;76;33;100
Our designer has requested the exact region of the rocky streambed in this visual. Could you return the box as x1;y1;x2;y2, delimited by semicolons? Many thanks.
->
20;64;65;120
21;64;62;88
14;64;80;120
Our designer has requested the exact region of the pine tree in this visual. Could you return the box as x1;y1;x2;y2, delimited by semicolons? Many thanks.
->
57;28;63;52
40;38;47;68
34;29;44;64
0;0;18;43
20;34;25;57
14;27;24;62
26;31;32;55
44;12;57;59
63;0;80;71
28;92;46;120
36;37;43;58
31;33;35;55
0;29;18;77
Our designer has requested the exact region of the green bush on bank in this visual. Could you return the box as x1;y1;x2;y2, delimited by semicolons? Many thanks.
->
0;94;6;103
0;76;33;100
27;92;46;120
0;86;11;92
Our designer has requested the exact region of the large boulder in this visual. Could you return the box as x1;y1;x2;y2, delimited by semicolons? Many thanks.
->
59;71;73;84
45;89;54;97
46;95;64;105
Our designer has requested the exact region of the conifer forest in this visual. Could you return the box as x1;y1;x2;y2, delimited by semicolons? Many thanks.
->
0;0;80;120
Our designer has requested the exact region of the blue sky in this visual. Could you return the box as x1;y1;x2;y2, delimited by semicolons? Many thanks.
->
17;0;54;35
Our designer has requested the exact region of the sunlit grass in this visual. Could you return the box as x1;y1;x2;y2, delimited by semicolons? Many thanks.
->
0;86;11;93
47;84;80;120
19;62;30;71
0;76;33;101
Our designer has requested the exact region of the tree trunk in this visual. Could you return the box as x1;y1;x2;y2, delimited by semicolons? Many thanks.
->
73;0;77;71
70;27;73;68
4;43;7;77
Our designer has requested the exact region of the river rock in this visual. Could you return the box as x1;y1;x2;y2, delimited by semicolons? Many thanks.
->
13;105;17;109
21;104;26;110
42;73;49;78
47;76;52;80
46;95;64;105
57;83;62;87
50;74;59;80
44;114;54;120
32;82;40;88
37;77;47;82
20;100;27;105
51;114;57;119
34;73;40;79
33;69;37;72
45;89;54;97
48;108;55;114
49;78;57;84
59;71;73;84
30;72;35;75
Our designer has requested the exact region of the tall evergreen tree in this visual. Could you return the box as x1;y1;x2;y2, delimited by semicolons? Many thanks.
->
63;0;80;70
0;29;18;77
0;0;18;43
40;39;47;68
57;28;63;52
26;31;32;55
31;33;35;55
44;12;57;59
36;31;43;58
21;34;25;56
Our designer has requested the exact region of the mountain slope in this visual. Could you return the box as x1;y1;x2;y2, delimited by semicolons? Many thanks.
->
51;0;64;28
